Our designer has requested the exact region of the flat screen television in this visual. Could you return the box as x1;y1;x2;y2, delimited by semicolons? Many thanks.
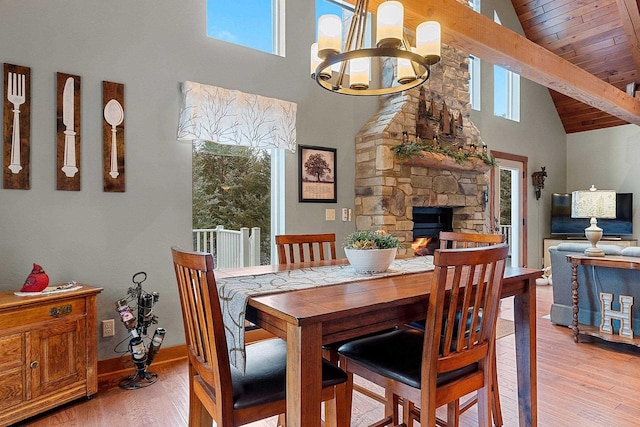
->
551;193;633;236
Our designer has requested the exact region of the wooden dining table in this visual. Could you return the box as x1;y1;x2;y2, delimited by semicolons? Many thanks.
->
217;259;540;427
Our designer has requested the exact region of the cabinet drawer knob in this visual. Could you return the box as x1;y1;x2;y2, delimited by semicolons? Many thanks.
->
30;361;39;369
50;304;72;317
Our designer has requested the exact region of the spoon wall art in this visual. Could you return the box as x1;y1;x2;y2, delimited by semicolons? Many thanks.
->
102;81;125;192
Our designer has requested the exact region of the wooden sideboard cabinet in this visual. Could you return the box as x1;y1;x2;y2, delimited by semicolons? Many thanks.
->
0;285;102;426
543;238;638;268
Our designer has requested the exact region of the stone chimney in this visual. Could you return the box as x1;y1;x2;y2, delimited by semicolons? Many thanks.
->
354;45;491;255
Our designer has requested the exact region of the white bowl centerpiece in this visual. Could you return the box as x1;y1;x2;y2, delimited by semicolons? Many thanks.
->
344;230;400;274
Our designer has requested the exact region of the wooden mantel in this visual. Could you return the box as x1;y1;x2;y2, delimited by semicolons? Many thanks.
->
403;151;491;173
344;0;640;125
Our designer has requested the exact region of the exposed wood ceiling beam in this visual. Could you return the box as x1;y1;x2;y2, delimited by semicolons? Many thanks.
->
344;0;640;125
616;0;640;75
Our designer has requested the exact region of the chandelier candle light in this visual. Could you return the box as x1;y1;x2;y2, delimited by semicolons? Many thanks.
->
311;0;441;96
571;185;617;257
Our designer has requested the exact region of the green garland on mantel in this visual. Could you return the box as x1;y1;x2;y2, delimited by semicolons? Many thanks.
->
391;141;498;167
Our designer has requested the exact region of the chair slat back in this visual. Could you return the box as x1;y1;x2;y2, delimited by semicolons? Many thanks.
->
171;247;232;403
275;233;337;264
439;231;504;249
423;244;508;379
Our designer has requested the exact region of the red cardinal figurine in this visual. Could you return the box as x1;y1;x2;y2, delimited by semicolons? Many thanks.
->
20;263;50;292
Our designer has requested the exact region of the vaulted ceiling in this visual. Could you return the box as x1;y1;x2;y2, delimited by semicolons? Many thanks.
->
511;0;640;132
347;0;640;134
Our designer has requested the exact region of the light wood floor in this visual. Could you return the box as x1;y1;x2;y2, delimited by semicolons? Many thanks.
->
19;285;640;426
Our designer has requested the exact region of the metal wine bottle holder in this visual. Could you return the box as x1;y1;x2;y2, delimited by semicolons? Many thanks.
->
115;271;166;390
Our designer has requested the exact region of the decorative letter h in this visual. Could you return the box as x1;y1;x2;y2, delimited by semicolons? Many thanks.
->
599;292;634;338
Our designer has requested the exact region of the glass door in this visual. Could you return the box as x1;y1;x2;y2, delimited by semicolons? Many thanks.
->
491;151;528;267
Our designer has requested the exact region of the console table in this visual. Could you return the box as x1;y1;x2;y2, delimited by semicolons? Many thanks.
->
567;254;640;346
543;238;636;268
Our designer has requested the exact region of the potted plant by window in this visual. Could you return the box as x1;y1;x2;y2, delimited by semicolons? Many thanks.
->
344;230;400;273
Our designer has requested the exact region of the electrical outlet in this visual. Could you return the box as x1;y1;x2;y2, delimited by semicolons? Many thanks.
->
102;319;115;337
342;208;348;221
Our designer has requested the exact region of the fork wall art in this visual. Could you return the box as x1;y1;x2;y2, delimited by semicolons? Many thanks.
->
3;63;31;190
102;81;125;192
56;72;81;191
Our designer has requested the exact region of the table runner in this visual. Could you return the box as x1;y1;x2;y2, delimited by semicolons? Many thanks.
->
216;256;435;373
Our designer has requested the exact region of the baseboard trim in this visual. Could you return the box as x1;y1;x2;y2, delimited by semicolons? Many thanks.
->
97;329;275;389
98;345;187;382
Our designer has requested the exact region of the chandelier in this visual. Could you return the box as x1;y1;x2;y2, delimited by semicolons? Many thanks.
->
310;0;441;96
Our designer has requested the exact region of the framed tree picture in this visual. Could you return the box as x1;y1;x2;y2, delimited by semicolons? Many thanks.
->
298;145;336;203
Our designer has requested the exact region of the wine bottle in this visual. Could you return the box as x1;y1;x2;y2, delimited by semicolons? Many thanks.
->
130;332;146;362
138;293;155;334
146;327;166;367
115;299;137;330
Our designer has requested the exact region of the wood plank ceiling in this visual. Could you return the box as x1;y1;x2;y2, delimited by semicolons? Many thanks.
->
511;0;640;132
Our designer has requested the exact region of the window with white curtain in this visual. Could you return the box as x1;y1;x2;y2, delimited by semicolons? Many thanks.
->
179;81;295;264
206;0;285;56
493;11;520;122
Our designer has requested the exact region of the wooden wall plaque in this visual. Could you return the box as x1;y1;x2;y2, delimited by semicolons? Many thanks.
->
3;63;31;190
56;72;81;191
102;81;125;192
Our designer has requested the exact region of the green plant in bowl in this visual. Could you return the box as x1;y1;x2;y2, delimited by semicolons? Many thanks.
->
344;230;400;250
344;230;400;274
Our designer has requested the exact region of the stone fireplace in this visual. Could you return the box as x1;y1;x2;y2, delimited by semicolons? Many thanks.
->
354;44;491;255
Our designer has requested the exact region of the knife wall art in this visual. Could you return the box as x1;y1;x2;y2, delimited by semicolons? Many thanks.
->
3;63;31;190
56;72;81;190
102;81;125;192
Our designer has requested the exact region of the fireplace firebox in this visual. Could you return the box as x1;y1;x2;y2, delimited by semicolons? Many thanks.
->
412;207;454;255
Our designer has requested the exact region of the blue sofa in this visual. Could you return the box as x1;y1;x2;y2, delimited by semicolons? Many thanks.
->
549;243;640;334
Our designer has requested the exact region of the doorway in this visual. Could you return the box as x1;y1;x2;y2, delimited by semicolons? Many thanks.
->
490;151;528;267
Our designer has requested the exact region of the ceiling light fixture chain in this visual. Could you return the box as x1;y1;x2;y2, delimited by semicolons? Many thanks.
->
311;0;441;96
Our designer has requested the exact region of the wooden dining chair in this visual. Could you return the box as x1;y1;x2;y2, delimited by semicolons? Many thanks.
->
171;246;350;427
338;244;509;427
439;231;505;426
439;231;505;249
275;233;391;413
275;233;337;264
406;231;506;426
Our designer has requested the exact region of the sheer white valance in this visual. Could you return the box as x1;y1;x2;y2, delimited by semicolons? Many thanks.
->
177;81;297;152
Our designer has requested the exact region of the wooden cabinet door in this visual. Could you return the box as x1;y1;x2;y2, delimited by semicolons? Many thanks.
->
26;318;86;399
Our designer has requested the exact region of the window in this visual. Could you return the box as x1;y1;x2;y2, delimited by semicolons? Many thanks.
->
317;0;344;19
206;0;285;56
468;0;481;111
192;143;276;265
469;55;481;111
493;12;520;122
494;65;520;121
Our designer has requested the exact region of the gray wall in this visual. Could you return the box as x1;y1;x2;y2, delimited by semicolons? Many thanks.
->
0;0;567;361
0;0;376;359
567;124;640;241
470;0;568;268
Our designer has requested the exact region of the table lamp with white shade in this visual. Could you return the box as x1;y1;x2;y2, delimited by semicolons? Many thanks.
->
571;185;617;257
